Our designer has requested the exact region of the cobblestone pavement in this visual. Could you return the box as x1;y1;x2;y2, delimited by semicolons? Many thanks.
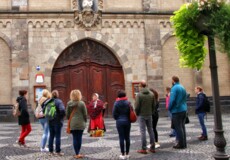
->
0;115;230;160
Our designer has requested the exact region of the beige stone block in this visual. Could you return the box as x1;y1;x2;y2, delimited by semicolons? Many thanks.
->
28;0;70;11
0;0;11;10
104;0;142;12
126;74;133;82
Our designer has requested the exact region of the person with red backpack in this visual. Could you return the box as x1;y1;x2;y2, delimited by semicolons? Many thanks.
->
195;86;208;141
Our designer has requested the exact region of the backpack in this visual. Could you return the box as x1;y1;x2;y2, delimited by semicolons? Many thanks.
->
203;94;211;113
44;99;57;120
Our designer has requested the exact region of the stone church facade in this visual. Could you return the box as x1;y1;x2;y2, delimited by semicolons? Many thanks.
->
0;0;229;117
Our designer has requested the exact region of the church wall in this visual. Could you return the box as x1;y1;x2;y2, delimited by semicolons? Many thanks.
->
0;0;229;107
0;38;12;104
27;17;146;104
0;0;11;11
28;0;71;11
104;0;142;12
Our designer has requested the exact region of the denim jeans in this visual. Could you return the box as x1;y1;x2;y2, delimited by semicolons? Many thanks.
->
48;122;63;153
168;111;177;138
71;130;84;155
172;111;187;148
138;116;155;150
152;113;159;142
197;112;207;136
39;118;49;149
116;123;131;155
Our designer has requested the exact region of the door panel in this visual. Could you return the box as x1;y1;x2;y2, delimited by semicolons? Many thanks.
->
51;69;69;106
70;65;88;102
106;67;125;115
89;65;106;102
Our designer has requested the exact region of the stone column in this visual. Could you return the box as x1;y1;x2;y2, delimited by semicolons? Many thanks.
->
11;19;29;103
144;19;164;96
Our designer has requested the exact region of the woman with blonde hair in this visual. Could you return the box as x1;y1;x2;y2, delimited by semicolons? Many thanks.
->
37;89;51;152
66;90;87;159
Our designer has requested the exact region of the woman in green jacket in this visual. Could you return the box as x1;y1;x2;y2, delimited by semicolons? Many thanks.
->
66;90;87;159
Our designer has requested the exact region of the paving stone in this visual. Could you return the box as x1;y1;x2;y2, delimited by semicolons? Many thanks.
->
0;115;230;160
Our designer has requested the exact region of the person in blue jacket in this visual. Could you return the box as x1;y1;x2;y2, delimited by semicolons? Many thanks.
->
195;86;208;141
113;90;131;160
168;76;187;149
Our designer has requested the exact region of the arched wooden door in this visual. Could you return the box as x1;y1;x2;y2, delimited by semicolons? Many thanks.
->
51;39;125;117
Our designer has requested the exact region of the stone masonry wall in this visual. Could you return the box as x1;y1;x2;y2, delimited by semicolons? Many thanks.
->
27;17;145;105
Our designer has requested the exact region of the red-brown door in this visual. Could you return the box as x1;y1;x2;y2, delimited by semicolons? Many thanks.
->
51;39;125;117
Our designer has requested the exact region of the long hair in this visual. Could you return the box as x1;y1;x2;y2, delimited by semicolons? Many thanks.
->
70;90;82;101
150;88;159;101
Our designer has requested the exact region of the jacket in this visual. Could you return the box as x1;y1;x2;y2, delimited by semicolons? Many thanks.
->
17;96;30;125
168;82;187;114
135;87;156;116
113;97;131;125
45;98;66;125
66;100;87;130
195;92;206;114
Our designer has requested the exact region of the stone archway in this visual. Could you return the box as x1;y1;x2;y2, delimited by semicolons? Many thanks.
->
51;39;125;116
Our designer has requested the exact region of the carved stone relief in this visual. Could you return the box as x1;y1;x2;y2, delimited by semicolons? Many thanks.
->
72;0;103;30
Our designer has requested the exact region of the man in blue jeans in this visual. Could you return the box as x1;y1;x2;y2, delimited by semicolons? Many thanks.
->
168;76;187;149
195;86;208;141
135;80;156;154
46;90;66;156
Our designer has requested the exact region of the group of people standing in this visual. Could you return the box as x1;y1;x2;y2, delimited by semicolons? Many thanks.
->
15;75;209;159
16;89;106;159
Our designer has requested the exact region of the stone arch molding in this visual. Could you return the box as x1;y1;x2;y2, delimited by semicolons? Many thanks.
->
161;31;174;46
0;32;12;50
47;32;133;82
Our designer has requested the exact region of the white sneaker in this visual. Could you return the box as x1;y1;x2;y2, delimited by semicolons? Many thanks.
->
147;144;151;149
155;142;160;149
126;155;130;159
40;147;49;152
119;155;126;159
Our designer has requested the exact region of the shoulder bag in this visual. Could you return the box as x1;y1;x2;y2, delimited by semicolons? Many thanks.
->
66;106;77;134
129;102;137;123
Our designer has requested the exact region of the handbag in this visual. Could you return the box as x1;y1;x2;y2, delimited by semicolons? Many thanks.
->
129;103;137;123
185;114;190;124
12;102;21;117
66;106;77;134
35;103;44;118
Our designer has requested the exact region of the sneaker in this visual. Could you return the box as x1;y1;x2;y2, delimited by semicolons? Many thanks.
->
40;147;49;152
148;149;156;153
198;136;208;141
16;140;22;146
137;149;147;154
173;144;186;149
119;155;126;159
147;144;151;149
155;142;160;149
55;152;64;156
49;152;55;156
74;154;84;159
169;134;176;137
126;155;130;159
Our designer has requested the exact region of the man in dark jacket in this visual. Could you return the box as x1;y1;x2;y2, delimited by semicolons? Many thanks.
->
47;90;66;156
195;86;208;141
135;80;156;154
